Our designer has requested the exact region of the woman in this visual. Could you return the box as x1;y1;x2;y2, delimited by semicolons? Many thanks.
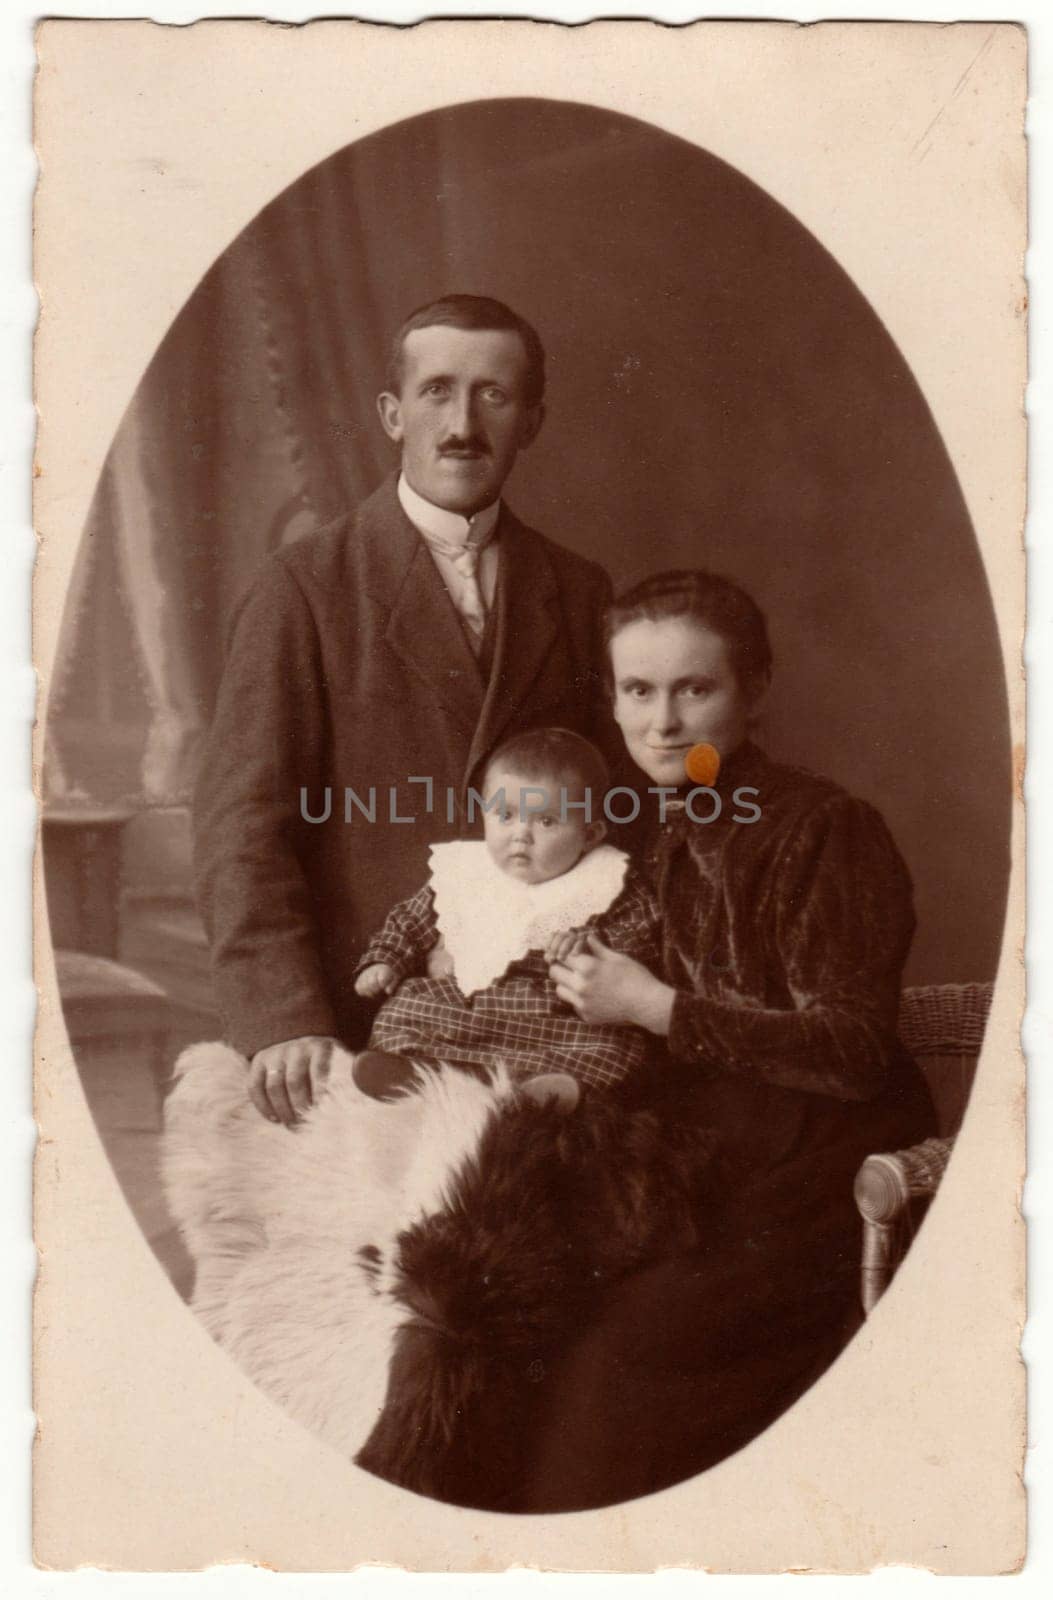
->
522;569;937;1512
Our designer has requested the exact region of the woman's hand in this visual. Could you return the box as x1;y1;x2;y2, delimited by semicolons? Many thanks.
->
550;932;677;1035
544;926;588;965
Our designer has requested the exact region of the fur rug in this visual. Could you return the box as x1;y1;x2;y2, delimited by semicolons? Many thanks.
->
161;1045;716;1510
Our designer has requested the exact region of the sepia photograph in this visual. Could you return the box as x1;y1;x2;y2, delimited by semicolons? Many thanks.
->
31;15;1027;1572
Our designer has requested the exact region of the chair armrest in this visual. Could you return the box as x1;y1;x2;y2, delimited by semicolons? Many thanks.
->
854;1136;954;1225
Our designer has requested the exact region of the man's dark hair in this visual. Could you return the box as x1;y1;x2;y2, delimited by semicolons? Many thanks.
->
483;726;609;802
605;569;773;701
386;294;547;407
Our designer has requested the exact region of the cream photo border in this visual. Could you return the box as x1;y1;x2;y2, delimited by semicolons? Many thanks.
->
32;18;1026;1573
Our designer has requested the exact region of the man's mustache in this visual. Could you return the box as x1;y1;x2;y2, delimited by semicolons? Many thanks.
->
439;436;490;457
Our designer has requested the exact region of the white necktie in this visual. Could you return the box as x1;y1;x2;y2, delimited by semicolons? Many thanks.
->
446;541;487;643
422;529;491;649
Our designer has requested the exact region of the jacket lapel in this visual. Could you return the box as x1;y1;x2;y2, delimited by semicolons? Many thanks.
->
385;543;486;735
466;506;560;780
364;479;485;736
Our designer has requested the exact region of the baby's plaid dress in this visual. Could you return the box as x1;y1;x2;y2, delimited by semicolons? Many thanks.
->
356;843;662;1091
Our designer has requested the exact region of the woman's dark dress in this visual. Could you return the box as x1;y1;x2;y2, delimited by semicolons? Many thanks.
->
519;741;937;1512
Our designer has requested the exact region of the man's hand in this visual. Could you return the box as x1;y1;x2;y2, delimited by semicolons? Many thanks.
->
354;963;400;999
248;1035;339;1125
550;932;676;1035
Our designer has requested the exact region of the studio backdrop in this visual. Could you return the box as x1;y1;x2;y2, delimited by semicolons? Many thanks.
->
44;97;1010;991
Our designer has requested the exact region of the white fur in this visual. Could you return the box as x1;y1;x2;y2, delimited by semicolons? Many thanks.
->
161;1043;514;1458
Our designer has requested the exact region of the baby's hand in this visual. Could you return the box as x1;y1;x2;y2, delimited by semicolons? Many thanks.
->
354;962;400;999
544;927;588;965
426;942;455;980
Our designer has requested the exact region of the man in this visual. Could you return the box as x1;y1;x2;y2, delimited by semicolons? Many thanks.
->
194;295;613;1125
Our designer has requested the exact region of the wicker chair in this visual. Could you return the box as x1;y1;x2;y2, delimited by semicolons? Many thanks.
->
853;981;993;1315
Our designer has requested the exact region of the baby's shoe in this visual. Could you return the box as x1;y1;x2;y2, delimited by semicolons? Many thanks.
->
351;1049;420;1102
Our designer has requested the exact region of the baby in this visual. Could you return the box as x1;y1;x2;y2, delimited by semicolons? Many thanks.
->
352;727;662;1100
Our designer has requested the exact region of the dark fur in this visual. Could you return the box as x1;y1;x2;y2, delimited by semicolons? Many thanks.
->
355;1083;716;1509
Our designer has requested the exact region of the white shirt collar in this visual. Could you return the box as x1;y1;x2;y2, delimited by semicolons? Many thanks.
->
397;472;501;550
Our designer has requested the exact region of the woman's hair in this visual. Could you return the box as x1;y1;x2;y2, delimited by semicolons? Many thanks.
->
483;726;609;802
605;569;773;699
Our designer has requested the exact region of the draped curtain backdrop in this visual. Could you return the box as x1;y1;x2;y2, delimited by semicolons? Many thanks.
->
45;98;1010;986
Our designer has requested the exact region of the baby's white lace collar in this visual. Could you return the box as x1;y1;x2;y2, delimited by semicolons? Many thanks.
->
429;841;630;997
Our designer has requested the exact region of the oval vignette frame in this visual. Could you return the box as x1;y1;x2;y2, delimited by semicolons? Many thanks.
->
41;96;1012;1511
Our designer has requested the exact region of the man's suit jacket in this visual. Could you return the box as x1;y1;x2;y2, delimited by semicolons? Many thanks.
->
194;474;614;1057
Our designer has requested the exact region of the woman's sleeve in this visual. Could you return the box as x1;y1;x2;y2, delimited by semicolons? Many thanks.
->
666;795;916;1100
